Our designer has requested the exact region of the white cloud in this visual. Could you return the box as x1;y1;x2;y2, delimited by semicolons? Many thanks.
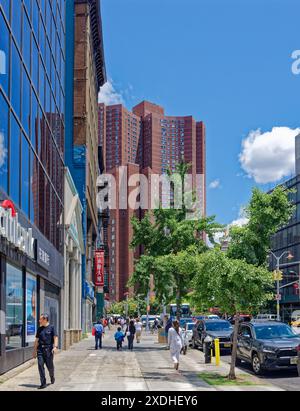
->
239;127;300;184
228;217;249;228
0;50;6;74
98;79;124;105
209;179;221;189
0;132;7;168
228;206;249;228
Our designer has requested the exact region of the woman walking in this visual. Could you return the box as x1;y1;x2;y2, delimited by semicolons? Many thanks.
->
135;318;143;343
167;320;183;371
126;319;136;350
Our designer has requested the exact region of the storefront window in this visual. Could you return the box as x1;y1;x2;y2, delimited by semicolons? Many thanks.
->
5;264;23;350
26;273;37;345
45;295;59;335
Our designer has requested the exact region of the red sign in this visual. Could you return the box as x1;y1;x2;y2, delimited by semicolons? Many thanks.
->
94;250;104;286
1;200;16;217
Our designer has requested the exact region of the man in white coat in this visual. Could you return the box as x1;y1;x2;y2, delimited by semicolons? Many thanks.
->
167;320;183;371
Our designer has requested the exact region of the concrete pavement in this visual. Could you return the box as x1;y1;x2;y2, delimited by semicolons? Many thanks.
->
0;327;284;391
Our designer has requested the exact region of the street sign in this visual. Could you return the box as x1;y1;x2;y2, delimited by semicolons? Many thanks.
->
275;293;282;301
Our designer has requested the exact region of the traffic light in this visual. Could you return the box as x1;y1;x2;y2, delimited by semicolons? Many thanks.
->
273;270;283;281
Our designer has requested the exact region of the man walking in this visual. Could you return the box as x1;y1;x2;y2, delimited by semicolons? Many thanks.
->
33;314;58;389
94;320;104;350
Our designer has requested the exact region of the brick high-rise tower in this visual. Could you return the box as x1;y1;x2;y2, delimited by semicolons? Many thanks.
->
98;101;206;301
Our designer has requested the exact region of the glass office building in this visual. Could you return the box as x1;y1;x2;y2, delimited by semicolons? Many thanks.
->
270;175;300;322
0;0;65;374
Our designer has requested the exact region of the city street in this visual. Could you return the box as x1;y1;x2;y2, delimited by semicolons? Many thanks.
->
0;328;287;392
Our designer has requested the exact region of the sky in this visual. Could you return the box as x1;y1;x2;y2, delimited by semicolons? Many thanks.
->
99;0;300;225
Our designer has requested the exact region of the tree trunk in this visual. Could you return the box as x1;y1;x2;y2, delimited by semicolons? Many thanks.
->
228;313;240;380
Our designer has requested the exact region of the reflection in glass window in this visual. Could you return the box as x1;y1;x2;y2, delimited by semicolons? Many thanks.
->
26;273;37;346
23;12;31;72
6;264;23;350
0;11;9;95
0;1;10;18
22;71;30;135
21;134;30;216
11;42;21;118
30;149;39;225
10;114;20;205
11;0;22;46
0;91;9;192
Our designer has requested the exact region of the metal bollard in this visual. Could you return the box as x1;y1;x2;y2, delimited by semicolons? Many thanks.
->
203;335;213;364
215;338;220;366
204;342;211;363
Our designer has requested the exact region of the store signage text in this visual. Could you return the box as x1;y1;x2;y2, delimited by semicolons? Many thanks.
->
94;250;104;287
38;247;50;266
0;202;35;258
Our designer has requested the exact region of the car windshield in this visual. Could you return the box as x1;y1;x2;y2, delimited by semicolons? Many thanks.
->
254;324;298;339
205;321;232;331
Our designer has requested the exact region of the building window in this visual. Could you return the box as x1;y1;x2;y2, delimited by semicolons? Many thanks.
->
0;91;9;192
25;273;37;346
0;10;9;95
6;264;24;350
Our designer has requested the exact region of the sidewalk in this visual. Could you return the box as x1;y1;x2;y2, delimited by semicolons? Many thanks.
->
0;328;283;391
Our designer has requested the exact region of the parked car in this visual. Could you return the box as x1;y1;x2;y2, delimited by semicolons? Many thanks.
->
192;319;233;351
236;321;300;375
228;314;252;324
179;317;194;328
141;315;158;328
255;314;277;321
184;322;195;346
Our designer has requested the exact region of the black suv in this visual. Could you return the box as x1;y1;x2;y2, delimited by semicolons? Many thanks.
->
236;321;300;375
192;319;233;351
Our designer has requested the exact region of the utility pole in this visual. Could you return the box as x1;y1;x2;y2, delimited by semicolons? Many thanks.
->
270;250;293;321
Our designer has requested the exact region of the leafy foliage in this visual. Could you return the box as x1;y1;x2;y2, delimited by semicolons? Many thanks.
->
227;187;295;266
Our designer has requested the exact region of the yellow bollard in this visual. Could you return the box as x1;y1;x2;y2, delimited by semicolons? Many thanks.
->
215;338;220;366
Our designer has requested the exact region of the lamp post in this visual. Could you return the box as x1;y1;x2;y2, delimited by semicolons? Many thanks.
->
270;250;294;321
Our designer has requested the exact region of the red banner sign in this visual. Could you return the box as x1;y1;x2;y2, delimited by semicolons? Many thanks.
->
94;250;104;287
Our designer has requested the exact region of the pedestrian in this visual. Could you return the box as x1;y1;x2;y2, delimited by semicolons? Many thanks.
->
33;313;58;389
165;316;173;346
94;320;104;350
168;320;183;371
126;319;136;350
120;317;125;330
114;327;125;350
135;317;143;343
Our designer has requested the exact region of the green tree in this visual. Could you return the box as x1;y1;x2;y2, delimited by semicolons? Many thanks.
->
129;161;223;318
227;187;294;266
192;249;273;379
129;211;222;318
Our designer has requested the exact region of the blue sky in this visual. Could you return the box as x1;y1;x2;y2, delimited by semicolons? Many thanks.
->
100;0;300;225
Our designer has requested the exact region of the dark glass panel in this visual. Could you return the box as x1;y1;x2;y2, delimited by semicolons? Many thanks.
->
22;70;30;135
11;42;21;118
0;11;9;95
0;91;9;192
10;114;21;205
11;0;22;46
21;133;30;216
30;148;39;225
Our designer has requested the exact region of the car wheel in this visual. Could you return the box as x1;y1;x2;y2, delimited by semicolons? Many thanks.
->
235;356;242;366
252;353;263;375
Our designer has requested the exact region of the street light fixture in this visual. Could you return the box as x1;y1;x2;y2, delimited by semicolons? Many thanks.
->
269;250;293;321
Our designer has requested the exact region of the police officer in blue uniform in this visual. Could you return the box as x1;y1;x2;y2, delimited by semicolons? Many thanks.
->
33;314;58;389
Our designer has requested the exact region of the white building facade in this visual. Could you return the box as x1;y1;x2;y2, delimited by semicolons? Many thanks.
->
63;168;85;349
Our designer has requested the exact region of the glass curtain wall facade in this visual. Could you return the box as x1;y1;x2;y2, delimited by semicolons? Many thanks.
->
270;175;300;321
0;0;65;374
0;0;65;249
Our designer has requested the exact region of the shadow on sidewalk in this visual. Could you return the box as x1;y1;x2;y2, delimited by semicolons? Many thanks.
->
19;384;42;389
